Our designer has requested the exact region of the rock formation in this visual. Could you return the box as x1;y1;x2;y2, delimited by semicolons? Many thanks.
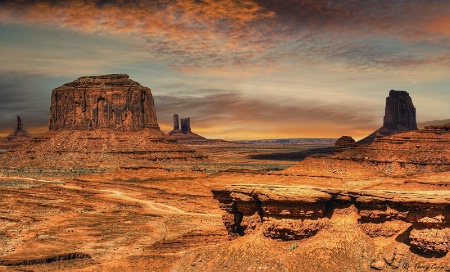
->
7;115;32;140
168;114;209;144
172;114;180;130
0;75;202;168
0;115;33;151
334;136;355;152
181;117;191;134
48;74;158;131
334;126;450;175
212;184;450;255
358;90;417;145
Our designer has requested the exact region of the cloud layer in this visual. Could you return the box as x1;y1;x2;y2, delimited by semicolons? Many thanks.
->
1;0;450;70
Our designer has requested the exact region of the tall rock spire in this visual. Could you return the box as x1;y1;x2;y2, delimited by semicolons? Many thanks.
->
383;90;417;130
358;90;417;145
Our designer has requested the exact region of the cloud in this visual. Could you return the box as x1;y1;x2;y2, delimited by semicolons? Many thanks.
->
154;89;380;140
1;0;450;71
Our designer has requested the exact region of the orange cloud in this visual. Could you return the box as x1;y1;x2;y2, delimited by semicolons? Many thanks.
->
2;0;450;71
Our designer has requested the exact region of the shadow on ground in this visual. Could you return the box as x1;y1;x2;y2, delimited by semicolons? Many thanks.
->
248;147;334;162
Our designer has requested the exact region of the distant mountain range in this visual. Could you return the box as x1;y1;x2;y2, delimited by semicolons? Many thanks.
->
418;119;450;128
233;138;337;145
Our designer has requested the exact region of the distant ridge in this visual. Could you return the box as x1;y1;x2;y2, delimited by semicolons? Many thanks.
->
233;138;336;145
418;119;450;129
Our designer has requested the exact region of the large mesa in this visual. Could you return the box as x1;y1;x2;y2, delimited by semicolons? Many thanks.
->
48;74;158;131
0;74;201;169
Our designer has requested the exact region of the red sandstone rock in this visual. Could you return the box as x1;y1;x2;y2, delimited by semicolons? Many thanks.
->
409;227;450;255
168;114;209;144
359;90;417;145
0;75;203;168
334;136;356;152
212;184;450;255
48;74;158;131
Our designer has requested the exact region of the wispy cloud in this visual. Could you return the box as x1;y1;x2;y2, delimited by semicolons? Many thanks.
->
1;0;450;71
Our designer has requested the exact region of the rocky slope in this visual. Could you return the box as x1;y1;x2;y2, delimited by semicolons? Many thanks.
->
335;125;450;175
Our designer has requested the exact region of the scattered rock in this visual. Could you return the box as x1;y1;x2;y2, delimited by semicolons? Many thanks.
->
409;227;450;255
370;260;385;270
334;136;356;152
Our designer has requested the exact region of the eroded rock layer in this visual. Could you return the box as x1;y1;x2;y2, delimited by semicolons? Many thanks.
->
336;127;450;175
212;184;450;255
48;74;158;131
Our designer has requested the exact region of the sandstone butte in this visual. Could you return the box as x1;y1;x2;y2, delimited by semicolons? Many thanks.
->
168;114;211;144
358;90;418;145
0;74;202;169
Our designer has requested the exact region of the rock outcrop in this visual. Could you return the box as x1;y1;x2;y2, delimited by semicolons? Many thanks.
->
172;114;180;131
358;90;417;145
334;136;355;152
168;114;209;144
48;74;158;131
212;184;450;255
6;115;33;140
0;115;33;151
181;117;191;134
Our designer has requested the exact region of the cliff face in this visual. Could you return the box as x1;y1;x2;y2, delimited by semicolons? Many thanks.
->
212;184;450;256
383;90;417;131
48;74;159;131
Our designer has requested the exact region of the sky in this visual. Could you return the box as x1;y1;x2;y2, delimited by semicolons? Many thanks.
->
0;0;449;140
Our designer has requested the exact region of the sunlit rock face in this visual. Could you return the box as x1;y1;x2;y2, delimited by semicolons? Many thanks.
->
48;74;159;131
